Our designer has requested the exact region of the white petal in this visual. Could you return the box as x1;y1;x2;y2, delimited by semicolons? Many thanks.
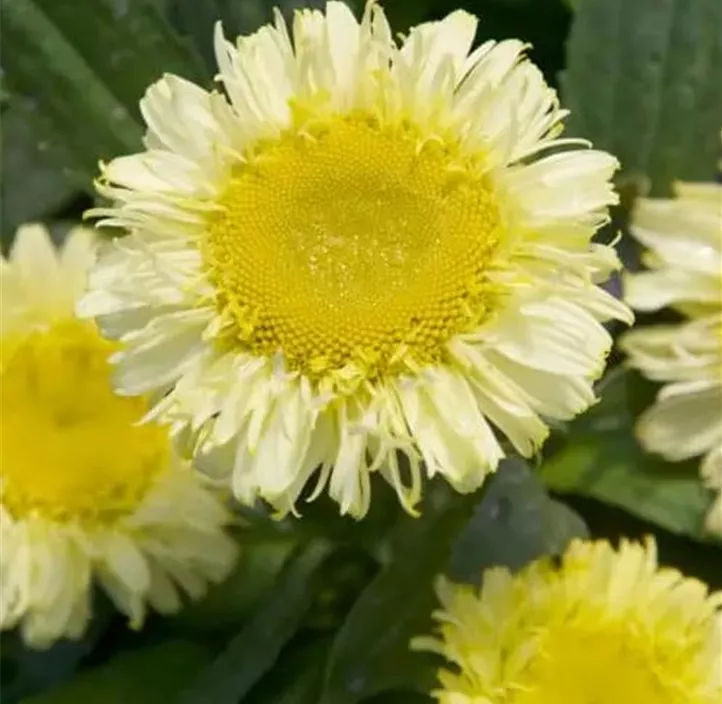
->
503;150;619;231
485;298;612;377
637;384;722;462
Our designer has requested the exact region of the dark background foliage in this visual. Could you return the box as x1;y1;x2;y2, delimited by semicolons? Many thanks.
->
1;0;721;701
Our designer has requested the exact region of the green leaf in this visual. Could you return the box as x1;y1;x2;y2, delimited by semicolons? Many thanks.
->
320;464;588;704
0;101;84;240
21;641;212;704
1;0;205;180
320;482;480;704
540;367;717;542
447;460;588;585
563;0;722;195
180;540;332;704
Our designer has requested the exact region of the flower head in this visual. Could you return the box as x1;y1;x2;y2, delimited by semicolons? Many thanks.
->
0;225;238;649
414;538;722;704
79;2;631;517
620;179;722;535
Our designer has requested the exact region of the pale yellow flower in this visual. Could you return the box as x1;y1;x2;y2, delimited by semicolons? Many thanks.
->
413;538;722;704
78;2;631;517
621;180;722;535
0;225;238;649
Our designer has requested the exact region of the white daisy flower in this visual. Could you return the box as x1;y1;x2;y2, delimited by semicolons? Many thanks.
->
78;2;632;518
1;225;238;649
621;179;722;535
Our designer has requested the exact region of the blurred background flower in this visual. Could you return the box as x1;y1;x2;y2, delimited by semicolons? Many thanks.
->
621;175;722;536
1;225;238;649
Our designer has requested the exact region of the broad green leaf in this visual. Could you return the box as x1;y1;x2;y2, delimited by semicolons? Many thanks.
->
563;0;722;195
21;641;212;704
320;464;588;704
447;461;589;584
180;540;332;704
1;0;205;180
0;102;84;240
540;367;717;542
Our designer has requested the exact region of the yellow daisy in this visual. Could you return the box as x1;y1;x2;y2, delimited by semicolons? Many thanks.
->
0;225;238;649
78;2;632;518
413;538;722;703
620;181;722;535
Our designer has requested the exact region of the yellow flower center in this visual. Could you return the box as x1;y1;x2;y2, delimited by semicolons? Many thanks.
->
1;321;169;526
515;622;696;704
205;114;502;382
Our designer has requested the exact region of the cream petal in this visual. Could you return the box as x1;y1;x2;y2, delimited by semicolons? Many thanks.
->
480;348;596;420
637;384;722;462
324;1;361;99
112;310;213;395
624;269;719;311
400;10;478;85
486;299;612;377
140;74;237;166
59;227;97;301
399;373;503;490
503;150;619;231
328;405;371;517
103;151;218;197
7;224;66;319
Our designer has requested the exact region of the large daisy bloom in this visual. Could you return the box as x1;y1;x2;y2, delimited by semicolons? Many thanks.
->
78;2;632;518
0;225;238;649
620;181;722;535
413;538;722;703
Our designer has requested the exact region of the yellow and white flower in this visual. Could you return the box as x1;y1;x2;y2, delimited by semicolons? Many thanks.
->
78;2;632;518
621;180;722;535
414;538;722;704
0;225;238;649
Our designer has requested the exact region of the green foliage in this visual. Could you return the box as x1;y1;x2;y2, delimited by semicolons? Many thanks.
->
541;368;717;542
0;104;80;239
320;464;587;703
20;641;213;704
0;0;203;184
563;0;722;195
180;541;332;704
